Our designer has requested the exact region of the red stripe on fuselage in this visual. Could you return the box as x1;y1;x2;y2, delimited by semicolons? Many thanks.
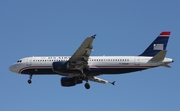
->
18;66;52;73
18;65;156;74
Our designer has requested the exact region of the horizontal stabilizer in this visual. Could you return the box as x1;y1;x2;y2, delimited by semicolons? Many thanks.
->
150;50;167;61
163;64;171;68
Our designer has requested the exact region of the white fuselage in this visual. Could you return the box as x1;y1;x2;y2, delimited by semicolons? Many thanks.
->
9;56;173;76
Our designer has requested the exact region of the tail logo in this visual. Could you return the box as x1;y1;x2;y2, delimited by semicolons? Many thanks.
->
153;44;164;50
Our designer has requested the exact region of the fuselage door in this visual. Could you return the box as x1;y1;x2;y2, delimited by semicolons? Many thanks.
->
134;57;140;66
26;58;32;66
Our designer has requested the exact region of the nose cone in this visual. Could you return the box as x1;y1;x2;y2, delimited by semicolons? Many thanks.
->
9;64;18;73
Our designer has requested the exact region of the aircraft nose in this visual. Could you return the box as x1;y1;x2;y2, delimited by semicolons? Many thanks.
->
9;64;17;73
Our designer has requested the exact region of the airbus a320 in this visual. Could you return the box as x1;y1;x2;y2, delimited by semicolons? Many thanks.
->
9;32;173;89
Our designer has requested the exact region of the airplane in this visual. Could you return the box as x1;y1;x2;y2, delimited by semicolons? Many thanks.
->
9;31;173;89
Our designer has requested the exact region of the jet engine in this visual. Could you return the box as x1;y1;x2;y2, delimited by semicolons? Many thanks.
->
61;77;83;87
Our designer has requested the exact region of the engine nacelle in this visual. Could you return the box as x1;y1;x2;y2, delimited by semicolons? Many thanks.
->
52;62;68;73
61;77;83;87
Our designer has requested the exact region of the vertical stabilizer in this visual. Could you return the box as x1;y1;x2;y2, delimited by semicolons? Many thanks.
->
139;31;170;56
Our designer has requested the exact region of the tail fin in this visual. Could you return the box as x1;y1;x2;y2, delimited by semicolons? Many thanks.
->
139;31;170;56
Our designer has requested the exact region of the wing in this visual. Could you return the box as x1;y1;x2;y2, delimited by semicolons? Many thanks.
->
69;35;96;61
88;76;115;85
67;35;96;71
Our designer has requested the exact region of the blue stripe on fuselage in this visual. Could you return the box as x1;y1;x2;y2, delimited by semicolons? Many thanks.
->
20;67;148;75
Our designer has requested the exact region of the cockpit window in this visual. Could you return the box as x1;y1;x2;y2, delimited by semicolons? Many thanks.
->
17;60;22;63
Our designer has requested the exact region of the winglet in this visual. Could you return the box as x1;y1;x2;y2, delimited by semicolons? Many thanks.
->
149;50;167;61
92;34;96;39
111;81;115;85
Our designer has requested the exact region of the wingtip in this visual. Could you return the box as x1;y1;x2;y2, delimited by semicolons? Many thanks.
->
92;34;96;39
111;81;115;85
